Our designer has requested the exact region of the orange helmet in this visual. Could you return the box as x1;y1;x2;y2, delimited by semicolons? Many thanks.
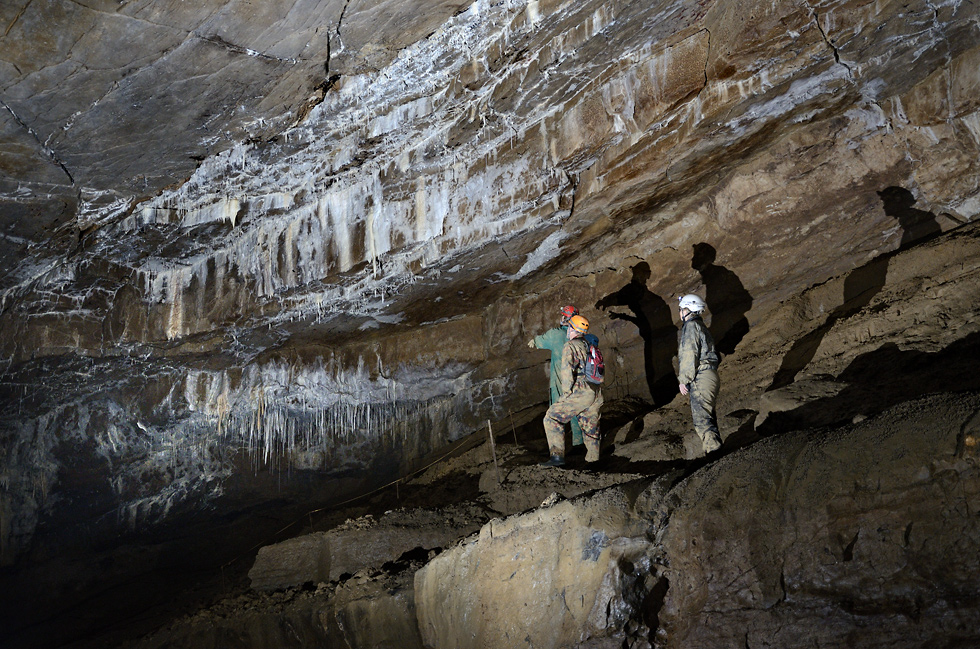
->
568;315;589;334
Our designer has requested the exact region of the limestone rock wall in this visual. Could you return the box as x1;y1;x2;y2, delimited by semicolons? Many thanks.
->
112;220;980;647
414;489;658;649
1;0;979;576
654;392;980;649
120;391;980;649
247;504;488;590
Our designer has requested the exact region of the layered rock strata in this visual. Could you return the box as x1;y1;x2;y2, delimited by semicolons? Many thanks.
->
131;216;980;649
1;0;978;611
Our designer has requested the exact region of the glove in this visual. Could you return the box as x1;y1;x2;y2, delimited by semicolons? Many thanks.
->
527;338;536;349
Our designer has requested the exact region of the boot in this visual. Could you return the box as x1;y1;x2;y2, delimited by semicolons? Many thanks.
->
540;455;565;467
702;431;722;454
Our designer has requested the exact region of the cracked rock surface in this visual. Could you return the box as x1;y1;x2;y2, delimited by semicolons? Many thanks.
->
1;0;980;647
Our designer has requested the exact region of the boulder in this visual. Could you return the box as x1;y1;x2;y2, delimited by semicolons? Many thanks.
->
414;487;660;649
249;504;485;590
656;392;980;648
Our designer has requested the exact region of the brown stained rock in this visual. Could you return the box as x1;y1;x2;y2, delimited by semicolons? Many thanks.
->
125;387;980;649
892;43;980;219
702;0;820;85
335;586;424;649
609;406;703;460
477;463;646;515
414;488;654;649
405;393;980;649
248;534;332;591
375;313;486;367
949;44;980;118
755;376;848;429
634;30;711;131
655;392;980;649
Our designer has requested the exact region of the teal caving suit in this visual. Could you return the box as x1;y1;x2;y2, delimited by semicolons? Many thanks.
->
533;326;584;446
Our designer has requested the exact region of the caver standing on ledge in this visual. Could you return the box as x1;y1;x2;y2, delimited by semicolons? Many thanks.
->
541;315;603;467
677;294;723;454
527;305;586;449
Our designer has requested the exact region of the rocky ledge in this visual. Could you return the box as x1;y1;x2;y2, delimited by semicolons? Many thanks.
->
127;388;980;649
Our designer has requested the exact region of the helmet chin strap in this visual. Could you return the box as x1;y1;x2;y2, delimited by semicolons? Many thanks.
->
681;308;703;322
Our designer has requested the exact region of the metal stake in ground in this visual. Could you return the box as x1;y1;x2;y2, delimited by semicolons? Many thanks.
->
487;419;500;485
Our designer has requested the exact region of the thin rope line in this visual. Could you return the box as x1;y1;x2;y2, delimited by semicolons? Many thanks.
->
218;431;484;572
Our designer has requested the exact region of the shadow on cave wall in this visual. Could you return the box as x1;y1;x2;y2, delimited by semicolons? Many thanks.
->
595;262;678;407
594;251;754;409
766;254;890;391
691;243;753;356
757;330;980;436
879;186;942;250
767;187;942;392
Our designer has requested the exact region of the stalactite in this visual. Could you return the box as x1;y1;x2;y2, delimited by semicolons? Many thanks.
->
175;356;480;477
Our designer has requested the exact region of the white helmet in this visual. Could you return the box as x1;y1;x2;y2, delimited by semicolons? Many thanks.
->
678;294;707;313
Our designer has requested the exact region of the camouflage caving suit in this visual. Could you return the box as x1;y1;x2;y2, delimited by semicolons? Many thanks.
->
543;337;603;461
678;314;722;452
533;326;585;446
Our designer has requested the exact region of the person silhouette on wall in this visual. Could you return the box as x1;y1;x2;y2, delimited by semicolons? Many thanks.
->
767;254;889;391
767;186;934;392
877;186;942;249
595;261;677;406
691;243;753;356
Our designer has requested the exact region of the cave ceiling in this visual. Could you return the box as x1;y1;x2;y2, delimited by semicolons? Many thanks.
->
1;0;979;583
2;0;978;333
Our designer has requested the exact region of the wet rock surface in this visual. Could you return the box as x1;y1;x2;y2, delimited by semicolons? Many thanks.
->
113;220;980;649
1;180;979;649
2;0;978;565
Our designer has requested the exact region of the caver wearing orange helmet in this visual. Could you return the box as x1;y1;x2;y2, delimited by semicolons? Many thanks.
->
567;314;589;333
540;313;603;467
527;305;586;448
